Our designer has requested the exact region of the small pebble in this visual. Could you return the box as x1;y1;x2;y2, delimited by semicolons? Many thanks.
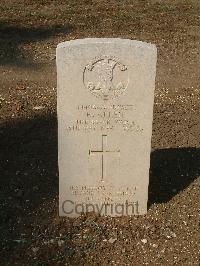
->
32;247;39;253
108;237;117;244
33;106;44;110
58;240;65;247
141;239;147;244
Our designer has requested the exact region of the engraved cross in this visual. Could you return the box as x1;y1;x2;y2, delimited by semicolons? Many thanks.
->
89;135;120;181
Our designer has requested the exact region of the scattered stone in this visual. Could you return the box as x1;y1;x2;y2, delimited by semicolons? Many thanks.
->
171;232;177;238
16;84;26;90
50;54;56;60
58;240;65;247
164;228;177;239
33;106;44;110
32;247;39;253
108;237;117;244
141;239;148;244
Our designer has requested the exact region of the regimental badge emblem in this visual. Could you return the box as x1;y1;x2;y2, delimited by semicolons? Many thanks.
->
83;55;129;100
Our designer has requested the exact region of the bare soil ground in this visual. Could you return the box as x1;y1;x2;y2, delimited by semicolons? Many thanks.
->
0;0;200;265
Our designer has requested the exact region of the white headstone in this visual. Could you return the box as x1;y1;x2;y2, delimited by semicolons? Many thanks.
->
57;38;157;217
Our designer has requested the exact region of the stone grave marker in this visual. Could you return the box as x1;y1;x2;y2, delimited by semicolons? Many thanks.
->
57;38;157;217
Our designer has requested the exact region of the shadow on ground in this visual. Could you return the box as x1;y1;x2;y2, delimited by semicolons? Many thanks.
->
149;147;200;206
0;114;58;237
0;21;73;67
0;114;199;240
